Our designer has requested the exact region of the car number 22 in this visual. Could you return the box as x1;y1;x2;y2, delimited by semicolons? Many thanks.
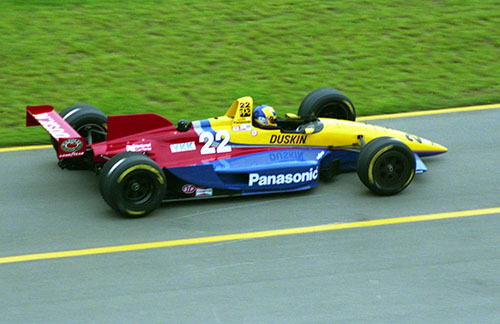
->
199;130;232;154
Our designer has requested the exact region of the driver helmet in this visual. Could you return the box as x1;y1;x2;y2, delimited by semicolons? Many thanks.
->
253;105;277;127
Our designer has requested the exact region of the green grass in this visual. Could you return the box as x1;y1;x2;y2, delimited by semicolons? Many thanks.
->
1;0;499;147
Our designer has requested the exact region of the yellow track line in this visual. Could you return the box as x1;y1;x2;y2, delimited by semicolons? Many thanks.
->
0;144;51;152
358;103;500;121
1;206;499;265
1;103;499;153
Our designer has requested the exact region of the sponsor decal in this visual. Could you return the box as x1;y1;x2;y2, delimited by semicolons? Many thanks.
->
239;102;251;117
233;119;251;124
126;143;152;152
269;151;304;161
59;151;85;158
199;131;231;154
61;138;83;153
248;167;319;187
270;134;307;145
405;134;426;144
196;187;213;197
182;184;196;194
251;129;258;136
34;113;71;138
231;123;252;132
170;141;195;153
240;123;252;131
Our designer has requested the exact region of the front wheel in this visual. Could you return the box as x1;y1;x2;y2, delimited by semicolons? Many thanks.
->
99;153;167;217
357;137;416;195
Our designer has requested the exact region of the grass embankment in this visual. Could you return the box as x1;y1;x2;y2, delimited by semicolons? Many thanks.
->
0;0;499;147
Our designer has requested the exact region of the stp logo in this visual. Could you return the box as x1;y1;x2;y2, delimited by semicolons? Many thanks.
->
61;138;83;152
181;184;196;194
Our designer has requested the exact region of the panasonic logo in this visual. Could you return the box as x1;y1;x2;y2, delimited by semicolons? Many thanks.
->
248;167;319;187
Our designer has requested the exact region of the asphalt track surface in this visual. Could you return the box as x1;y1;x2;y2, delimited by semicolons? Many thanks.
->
1;106;500;323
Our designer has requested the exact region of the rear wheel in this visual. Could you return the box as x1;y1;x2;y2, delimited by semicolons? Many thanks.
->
357;137;416;195
52;104;107;169
99;153;167;217
298;88;356;121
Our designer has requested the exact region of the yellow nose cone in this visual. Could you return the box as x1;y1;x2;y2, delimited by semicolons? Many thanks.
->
407;137;448;156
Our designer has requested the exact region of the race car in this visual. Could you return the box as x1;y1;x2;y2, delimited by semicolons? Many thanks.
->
26;88;447;217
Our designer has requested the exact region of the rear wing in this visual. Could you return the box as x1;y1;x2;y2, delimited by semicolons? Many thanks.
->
26;105;86;159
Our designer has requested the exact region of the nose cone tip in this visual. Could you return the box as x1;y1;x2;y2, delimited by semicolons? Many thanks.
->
434;142;448;154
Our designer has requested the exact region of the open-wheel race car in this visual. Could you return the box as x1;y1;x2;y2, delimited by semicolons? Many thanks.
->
26;88;447;217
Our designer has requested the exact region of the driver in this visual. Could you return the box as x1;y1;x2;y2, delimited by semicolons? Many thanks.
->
252;105;277;128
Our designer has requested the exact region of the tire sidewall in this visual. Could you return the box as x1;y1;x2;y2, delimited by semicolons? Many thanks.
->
298;88;356;121
52;104;107;151
357;137;416;195
63;105;107;142
99;153;166;217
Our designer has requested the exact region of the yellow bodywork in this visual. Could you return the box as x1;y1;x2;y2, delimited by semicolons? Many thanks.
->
208;97;447;154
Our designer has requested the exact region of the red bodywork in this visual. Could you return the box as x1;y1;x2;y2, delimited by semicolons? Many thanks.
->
27;105;269;169
91;113;269;168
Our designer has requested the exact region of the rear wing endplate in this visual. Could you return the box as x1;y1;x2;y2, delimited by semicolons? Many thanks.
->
26;105;86;159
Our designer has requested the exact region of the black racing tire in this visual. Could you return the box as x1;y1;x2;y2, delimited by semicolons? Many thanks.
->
298;88;356;121
357;137;416;195
51;104;108;169
99;152;167;217
98;152;138;207
51;104;108;151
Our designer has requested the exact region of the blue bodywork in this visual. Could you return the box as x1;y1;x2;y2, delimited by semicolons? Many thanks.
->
167;148;427;196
